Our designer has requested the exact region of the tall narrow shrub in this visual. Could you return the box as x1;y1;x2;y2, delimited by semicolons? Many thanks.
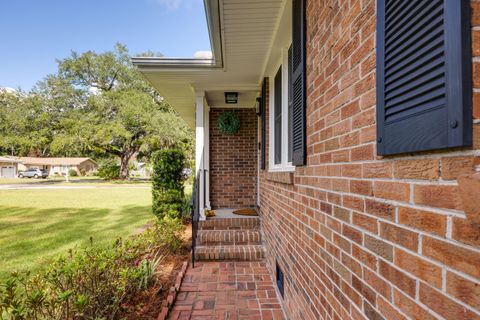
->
152;149;186;219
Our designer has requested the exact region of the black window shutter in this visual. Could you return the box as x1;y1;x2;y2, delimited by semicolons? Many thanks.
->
261;78;267;170
376;0;472;156
291;0;307;166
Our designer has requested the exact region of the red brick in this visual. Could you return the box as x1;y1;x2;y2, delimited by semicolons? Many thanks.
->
340;131;360;148
446;272;480;311
379;260;416;298
343;224;363;245
441;156;480;180
373;181;410;202
473;1;480;26
423;236;480;278
350;180;373;196
394;159;440;180
393;289;437;320
474;62;480;88
413;184;463;210
210;108;257;208
364;267;392;301
341;100;360;119
360;125;376;143
377;296;407;320
419;283;479;320
475;124;480;149
473;91;480;119
394;248;442;289
365;199;395;221
343;195;365;212
452;217;480;246
351;144;374;161
363;162;392;178
352;243;377;271
352;108;375;129
352;212;378;234
397;207;446;237
352;275;376;305
380;223;418;252
342;164;362;178
364;235;393;262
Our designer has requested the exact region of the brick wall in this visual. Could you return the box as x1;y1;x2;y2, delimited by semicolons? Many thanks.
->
210;108;257;209
260;1;480;320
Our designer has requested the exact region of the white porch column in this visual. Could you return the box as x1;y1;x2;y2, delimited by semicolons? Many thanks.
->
195;91;206;220
204;102;211;210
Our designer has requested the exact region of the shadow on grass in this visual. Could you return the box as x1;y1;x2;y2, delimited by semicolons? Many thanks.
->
0;205;152;278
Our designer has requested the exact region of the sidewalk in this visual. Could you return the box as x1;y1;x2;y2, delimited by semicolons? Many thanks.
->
170;261;286;320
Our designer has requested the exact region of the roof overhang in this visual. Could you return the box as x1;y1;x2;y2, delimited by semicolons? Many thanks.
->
132;0;288;128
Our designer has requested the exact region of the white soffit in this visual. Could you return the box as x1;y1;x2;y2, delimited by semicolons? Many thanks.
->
132;0;286;128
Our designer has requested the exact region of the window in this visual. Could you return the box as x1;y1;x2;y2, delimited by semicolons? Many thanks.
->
276;260;285;298
376;0;472;155
274;67;282;165
269;48;294;172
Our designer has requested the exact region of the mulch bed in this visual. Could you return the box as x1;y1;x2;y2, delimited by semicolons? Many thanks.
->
120;223;192;320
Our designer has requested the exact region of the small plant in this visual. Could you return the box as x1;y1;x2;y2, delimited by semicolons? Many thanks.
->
0;220;185;320
68;169;78;177
136;254;164;290
151;149;187;220
98;158;120;180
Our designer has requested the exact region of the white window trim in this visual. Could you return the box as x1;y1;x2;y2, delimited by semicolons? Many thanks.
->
269;47;295;173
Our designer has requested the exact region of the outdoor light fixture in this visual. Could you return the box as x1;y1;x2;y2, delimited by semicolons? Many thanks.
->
225;92;238;104
256;97;262;116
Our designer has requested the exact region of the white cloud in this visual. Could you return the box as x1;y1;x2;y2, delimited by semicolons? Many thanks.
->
151;0;197;10
194;51;212;59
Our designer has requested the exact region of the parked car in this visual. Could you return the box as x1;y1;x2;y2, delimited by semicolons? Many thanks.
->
18;168;48;179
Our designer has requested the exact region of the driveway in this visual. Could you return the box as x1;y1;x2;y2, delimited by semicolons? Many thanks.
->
0;182;151;190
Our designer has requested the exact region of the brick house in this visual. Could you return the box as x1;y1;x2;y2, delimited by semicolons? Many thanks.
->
17;157;98;176
133;1;480;319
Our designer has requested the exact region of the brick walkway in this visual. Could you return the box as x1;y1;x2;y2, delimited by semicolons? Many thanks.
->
170;261;286;320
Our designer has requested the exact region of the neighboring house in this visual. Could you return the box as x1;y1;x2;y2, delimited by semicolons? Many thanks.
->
18;157;97;176
133;1;480;320
0;156;22;178
130;162;151;178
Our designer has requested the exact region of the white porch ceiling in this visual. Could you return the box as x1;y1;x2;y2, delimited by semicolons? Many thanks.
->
133;0;286;128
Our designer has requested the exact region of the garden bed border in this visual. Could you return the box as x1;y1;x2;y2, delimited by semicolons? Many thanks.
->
156;260;189;320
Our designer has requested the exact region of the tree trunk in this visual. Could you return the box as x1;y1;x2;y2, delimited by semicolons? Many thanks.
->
119;154;131;180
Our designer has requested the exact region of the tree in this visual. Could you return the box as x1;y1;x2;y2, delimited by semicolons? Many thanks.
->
50;44;192;178
0;90;56;156
0;44;193;179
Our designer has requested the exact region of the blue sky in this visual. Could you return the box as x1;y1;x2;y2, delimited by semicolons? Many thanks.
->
0;0;210;90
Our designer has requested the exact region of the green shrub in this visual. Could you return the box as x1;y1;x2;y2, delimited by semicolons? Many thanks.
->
68;169;78;177
0;220;185;320
97;159;120;180
152;149;186;219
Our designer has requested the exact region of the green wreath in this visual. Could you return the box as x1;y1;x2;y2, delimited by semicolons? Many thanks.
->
218;111;240;135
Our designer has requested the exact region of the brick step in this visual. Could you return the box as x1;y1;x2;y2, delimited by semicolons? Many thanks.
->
194;245;265;261
197;229;262;245
199;217;260;231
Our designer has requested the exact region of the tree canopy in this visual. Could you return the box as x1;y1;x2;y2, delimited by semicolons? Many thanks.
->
0;44;193;179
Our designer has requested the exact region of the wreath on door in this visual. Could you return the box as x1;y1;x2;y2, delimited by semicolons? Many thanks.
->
218;111;240;135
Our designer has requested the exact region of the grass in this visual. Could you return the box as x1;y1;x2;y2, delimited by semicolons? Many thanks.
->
0;186;153;279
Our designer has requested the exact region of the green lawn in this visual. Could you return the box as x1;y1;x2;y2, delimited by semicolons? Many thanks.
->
0;177;152;185
0;186;152;279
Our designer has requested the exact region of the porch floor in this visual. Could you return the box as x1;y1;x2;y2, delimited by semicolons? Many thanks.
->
170;261;286;320
208;208;259;219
